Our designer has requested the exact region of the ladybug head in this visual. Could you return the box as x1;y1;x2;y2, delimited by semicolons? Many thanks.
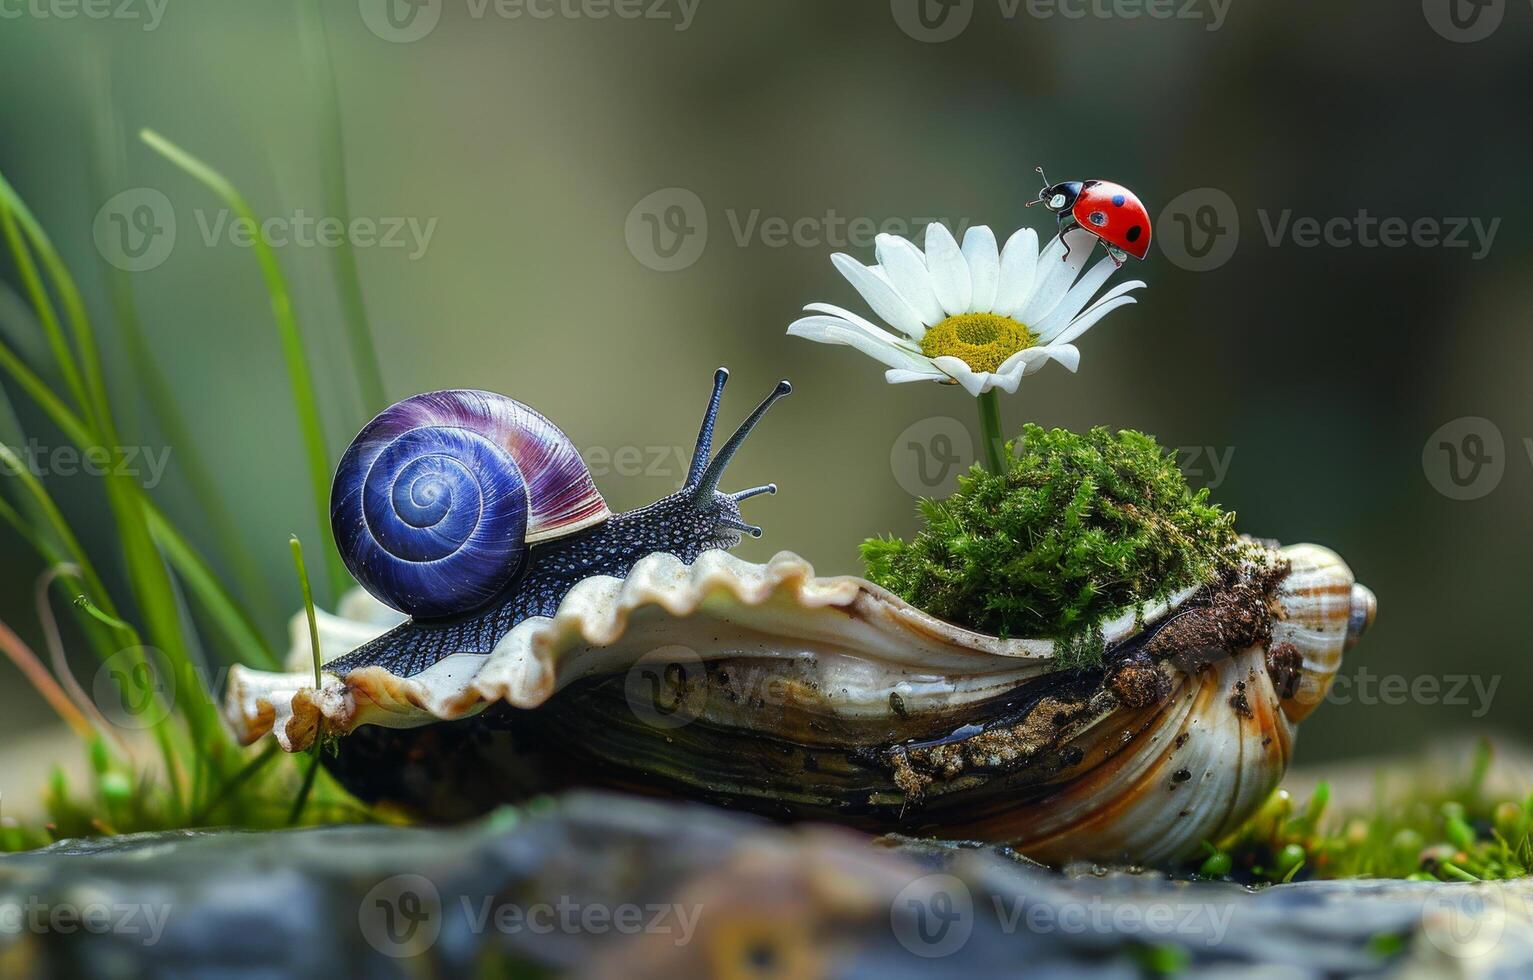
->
1030;166;1083;215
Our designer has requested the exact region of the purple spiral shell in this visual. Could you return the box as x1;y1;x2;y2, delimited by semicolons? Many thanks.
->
331;390;610;619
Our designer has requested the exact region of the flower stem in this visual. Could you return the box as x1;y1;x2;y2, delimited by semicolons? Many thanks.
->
977;390;1006;474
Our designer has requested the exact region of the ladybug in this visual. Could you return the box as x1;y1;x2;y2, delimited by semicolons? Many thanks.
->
1027;167;1151;266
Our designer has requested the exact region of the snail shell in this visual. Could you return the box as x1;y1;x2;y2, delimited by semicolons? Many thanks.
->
330;390;609;619
226;539;1374;865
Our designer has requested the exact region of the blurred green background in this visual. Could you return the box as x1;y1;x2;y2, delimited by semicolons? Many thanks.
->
0;0;1529;778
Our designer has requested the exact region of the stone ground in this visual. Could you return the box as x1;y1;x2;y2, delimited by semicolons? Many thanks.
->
1;791;1531;978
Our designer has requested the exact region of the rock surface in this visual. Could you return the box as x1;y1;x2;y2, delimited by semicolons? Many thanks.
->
2;792;1531;977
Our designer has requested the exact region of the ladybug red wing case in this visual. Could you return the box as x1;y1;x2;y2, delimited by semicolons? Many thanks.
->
1072;180;1153;260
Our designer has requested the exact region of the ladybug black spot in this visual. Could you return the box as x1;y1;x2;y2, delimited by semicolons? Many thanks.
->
1112;194;1127;207
1089;211;1108;227
1126;225;1143;243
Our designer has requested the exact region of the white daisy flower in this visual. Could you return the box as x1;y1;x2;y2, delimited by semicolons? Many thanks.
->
788;224;1146;396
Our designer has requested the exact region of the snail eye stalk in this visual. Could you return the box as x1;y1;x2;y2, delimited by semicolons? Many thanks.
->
730;484;777;503
686;367;731;488
687;374;792;500
717;515;764;538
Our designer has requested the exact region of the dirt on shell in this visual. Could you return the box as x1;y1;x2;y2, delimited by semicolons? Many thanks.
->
881;559;1289;804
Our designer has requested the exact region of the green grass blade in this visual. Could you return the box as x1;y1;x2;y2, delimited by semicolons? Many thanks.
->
86;89;280;628
139;128;350;601
0;205;94;427
0;493;56;564
189;741;280;826
0;167;232;786
296;0;388;418
0;323;277;670
0;172;113;440
0;440;188;815
289;535;323;687
0;332;95;448
150;506;277;669
287;535;324;826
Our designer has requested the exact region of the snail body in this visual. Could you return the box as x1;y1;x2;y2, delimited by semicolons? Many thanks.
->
321;369;788;678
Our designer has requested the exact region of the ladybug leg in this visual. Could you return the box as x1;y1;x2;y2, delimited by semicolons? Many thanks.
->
1106;244;1127;268
1057;215;1082;263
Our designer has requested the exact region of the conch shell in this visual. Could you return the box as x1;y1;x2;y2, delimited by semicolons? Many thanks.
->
225;541;1374;866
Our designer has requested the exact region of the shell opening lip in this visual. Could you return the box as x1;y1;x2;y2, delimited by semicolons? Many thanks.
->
1346;583;1377;652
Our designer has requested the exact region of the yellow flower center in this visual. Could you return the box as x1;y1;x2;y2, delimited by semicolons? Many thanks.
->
919;313;1037;374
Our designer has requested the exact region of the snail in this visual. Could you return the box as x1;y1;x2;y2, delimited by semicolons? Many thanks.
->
224;369;1377;866
321;368;789;677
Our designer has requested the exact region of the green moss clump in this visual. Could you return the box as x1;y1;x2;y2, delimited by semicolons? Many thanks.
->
861;425;1241;665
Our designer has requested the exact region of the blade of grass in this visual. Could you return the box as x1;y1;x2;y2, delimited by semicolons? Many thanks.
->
0;492;54;560
0;332;96;447
189;741;281;826
4;313;280;677
84;82;280;628
147;506;278;669
287;535;323;825
0;207;94;427
35;567;127;748
0;441;186;811
0;174;114;445
290;536;323;688
0;325;278;670
1;168;274;700
296;0;388;418
0;615;96;740
139;128;349;600
0;173;227;797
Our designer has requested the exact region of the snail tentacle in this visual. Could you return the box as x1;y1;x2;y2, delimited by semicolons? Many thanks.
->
730;484;777;503
685;367;731;488
690;380;792;499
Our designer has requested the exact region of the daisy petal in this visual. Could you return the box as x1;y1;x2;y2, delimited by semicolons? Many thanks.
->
990;368;1023;394
831;253;928;339
1035;279;1143;341
788;315;932;371
885;367;948;385
923;223;972;317
993;228;1039;315
930;355;992;396
1035;344;1081;373
874;234;946;327
1033;255;1119;342
1018;228;1097;324
995;345;1049;376
802;302;921;352
1050;296;1137;347
961;226;999;313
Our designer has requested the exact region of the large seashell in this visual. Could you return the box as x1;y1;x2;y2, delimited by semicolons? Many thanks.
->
225;541;1374;865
